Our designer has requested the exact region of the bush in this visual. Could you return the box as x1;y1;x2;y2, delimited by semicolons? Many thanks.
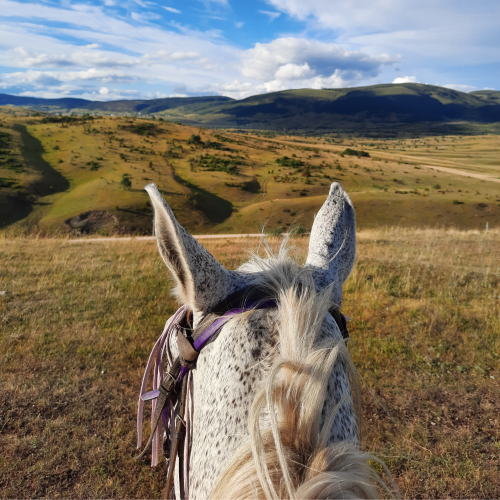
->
120;174;132;189
268;227;283;237
293;224;306;236
131;123;156;136
275;156;303;168
341;148;370;158
187;134;202;145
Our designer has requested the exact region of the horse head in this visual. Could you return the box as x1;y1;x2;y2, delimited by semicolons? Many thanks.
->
139;182;388;499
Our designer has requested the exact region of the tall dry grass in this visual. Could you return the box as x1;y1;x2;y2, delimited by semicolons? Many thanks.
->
0;229;499;498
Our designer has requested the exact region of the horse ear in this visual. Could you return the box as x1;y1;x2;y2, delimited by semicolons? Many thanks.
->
145;184;245;312
305;183;356;306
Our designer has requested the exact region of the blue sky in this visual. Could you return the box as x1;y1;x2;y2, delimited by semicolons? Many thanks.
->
0;0;498;101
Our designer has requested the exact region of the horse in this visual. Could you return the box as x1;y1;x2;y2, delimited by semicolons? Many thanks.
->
137;182;391;499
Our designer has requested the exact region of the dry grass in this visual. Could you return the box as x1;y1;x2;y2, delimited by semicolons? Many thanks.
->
0;229;499;498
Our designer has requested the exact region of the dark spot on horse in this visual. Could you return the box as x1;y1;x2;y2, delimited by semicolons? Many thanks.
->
251;346;261;359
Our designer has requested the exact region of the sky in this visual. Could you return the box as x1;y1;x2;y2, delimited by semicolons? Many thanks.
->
0;0;498;101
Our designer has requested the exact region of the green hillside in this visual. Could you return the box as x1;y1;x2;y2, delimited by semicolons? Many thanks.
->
1;107;499;235
470;90;500;105
1;84;499;134
179;83;500;130
0;94;233;115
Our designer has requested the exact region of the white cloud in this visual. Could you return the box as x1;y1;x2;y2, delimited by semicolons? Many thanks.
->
0;0;243;98
443;83;477;93
163;6;181;13
259;10;281;21
274;62;313;81
241;38;398;82
152;50;200;62
8;0;495;101
132;0;157;7
392;76;417;83
0;68;137;89
12;47;141;69
131;11;161;22
265;0;500;65
99;86;109;95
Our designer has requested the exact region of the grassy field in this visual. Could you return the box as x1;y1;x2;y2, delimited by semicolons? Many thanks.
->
1;229;499;498
1;107;499;235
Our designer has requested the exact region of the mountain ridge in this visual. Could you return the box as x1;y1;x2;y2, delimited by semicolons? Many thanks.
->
1;83;499;131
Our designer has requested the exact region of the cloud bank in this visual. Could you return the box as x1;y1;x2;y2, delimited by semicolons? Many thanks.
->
0;0;496;100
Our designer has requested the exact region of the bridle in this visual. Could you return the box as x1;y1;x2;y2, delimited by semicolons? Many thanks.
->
136;285;349;499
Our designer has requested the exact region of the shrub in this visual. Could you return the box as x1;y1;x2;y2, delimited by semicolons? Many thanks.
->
342;148;370;158
120;174;132;189
187;134;202;145
268;227;283;237
275;156;303;168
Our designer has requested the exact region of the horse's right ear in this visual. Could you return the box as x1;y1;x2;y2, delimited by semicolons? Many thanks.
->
145;184;247;312
304;183;356;306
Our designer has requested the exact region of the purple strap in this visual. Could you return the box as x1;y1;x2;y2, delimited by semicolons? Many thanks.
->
177;299;276;385
141;390;160;401
141;299;277;403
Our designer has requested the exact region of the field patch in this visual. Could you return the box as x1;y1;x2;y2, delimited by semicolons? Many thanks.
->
0;229;499;497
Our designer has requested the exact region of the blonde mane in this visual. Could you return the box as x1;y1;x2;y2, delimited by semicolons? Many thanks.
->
210;237;393;499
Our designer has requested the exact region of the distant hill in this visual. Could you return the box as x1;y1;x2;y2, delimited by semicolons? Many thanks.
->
0;93;233;114
1;83;499;131
469;90;500;106
196;84;500;128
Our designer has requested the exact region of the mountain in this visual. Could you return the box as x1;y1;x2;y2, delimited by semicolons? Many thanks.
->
192;84;500;128
1;84;499;131
0;93;233;114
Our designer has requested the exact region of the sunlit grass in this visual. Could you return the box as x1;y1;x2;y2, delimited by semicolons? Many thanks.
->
0;229;499;497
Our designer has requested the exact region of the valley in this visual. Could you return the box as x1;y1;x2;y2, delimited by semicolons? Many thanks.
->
1;106;499;235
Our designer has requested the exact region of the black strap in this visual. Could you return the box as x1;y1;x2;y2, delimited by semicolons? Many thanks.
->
329;307;349;339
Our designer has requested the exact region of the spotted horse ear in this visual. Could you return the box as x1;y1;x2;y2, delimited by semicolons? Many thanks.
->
145;184;249;312
305;182;356;307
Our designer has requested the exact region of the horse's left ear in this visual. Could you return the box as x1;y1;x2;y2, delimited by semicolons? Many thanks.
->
305;182;356;306
145;184;247;312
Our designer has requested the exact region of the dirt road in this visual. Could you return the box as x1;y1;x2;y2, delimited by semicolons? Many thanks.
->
420;165;500;183
68;234;265;243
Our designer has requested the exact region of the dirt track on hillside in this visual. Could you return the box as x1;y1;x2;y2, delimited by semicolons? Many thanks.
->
67;234;265;243
420;165;500;183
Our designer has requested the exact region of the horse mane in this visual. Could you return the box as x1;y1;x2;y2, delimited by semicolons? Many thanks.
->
210;236;393;500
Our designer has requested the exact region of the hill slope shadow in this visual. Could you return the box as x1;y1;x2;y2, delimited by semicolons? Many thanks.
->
172;170;233;224
4;125;70;227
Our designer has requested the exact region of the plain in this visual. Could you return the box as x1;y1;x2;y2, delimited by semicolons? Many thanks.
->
0;229;499;498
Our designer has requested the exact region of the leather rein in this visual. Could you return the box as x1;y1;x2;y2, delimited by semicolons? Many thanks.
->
136;286;349;499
